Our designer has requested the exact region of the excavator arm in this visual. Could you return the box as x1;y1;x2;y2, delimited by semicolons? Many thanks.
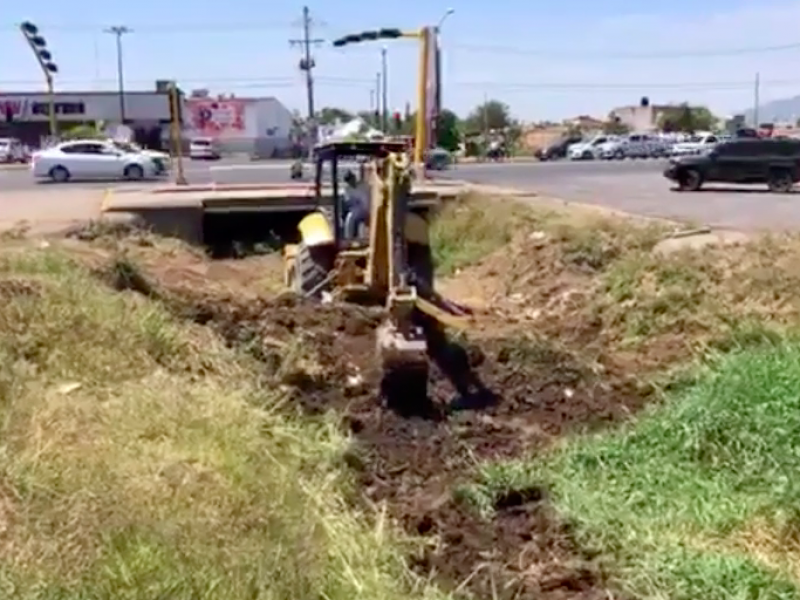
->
375;153;475;409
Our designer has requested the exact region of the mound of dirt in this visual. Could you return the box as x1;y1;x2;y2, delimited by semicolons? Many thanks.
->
149;287;648;600
83;248;648;599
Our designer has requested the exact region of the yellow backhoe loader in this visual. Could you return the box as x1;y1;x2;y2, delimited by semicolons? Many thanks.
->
283;140;485;411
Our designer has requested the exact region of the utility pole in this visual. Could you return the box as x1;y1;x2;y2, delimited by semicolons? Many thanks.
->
754;72;760;128
105;26;131;124
290;6;324;155
482;91;489;159
381;46;388;132
375;72;382;125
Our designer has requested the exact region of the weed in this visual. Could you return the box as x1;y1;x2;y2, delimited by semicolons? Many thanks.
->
0;246;444;600
430;192;535;275
468;343;800;599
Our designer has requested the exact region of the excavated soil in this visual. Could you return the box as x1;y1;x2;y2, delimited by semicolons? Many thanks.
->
53;218;664;599
97;254;650;600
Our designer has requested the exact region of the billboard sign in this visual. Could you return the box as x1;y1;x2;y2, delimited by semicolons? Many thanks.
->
186;98;246;136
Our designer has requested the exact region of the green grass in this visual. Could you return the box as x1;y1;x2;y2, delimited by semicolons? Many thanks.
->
0;245;446;600
429;193;532;275
465;342;800;599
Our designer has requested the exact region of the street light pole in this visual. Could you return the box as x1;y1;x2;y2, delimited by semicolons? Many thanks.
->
105;26;131;124
381;46;388;132
332;24;449;174
375;71;382;127
432;9;454;146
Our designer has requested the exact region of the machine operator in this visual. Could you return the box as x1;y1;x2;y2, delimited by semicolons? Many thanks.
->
342;170;370;239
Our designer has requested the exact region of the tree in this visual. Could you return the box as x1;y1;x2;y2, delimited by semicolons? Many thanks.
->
388;109;461;149
435;109;460;151
603;119;631;135
463;99;512;133
657;103;717;133
61;123;104;140
316;107;353;125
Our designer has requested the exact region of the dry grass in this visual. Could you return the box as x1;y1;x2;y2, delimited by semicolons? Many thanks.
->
440;194;800;597
0;246;445;600
435;193;800;371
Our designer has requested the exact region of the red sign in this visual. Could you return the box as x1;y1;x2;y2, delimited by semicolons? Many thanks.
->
0;99;27;118
186;98;246;136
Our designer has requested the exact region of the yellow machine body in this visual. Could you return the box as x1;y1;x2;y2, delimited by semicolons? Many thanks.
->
283;141;472;406
293;206;430;249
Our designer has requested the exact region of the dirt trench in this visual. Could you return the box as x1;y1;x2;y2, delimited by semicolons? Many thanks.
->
98;263;648;600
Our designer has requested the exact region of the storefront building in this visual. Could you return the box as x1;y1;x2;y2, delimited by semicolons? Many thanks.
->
0;90;297;156
0;91;172;148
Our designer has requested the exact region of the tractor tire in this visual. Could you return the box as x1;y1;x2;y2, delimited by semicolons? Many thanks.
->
293;243;332;299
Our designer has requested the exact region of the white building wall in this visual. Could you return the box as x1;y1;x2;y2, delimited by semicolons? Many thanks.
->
252;98;294;158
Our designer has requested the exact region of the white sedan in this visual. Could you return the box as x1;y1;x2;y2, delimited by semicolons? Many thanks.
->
109;140;171;174
31;140;159;183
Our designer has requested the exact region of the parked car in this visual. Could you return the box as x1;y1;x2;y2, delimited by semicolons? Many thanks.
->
669;133;720;157
535;135;583;161
0;138;27;163
663;138;800;192
189;137;221;160
599;133;670;160
109;140;170;174
568;135;617;160
425;147;452;170
31;140;160;183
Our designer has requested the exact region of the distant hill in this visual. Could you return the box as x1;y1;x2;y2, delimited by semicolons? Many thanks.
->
742;95;800;123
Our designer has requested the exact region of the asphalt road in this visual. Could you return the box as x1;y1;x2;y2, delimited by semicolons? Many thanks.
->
0;157;665;192
5;157;800;231
441;161;800;231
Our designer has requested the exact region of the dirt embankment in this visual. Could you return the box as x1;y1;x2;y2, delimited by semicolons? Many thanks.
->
43;189;800;600
84;239;650;600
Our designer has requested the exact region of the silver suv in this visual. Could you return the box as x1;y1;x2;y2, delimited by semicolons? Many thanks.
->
601;133;669;160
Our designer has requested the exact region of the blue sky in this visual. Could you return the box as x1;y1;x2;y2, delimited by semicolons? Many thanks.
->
3;0;800;121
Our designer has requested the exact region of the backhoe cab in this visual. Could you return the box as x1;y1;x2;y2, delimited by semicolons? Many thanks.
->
282;139;475;410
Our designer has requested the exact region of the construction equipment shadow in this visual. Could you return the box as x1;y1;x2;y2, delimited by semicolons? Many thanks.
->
382;316;500;421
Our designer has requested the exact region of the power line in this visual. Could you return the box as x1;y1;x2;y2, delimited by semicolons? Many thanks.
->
0;22;294;33
449;41;800;60
5;76;800;92
0;75;374;86
7;21;800;60
451;78;800;91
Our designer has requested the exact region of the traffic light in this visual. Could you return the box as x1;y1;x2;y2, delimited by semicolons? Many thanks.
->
19;21;58;76
332;28;406;47
393;111;402;131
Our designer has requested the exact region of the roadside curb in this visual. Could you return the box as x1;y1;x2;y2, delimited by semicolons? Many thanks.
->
100;189;113;212
457;157;538;164
463;182;737;239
